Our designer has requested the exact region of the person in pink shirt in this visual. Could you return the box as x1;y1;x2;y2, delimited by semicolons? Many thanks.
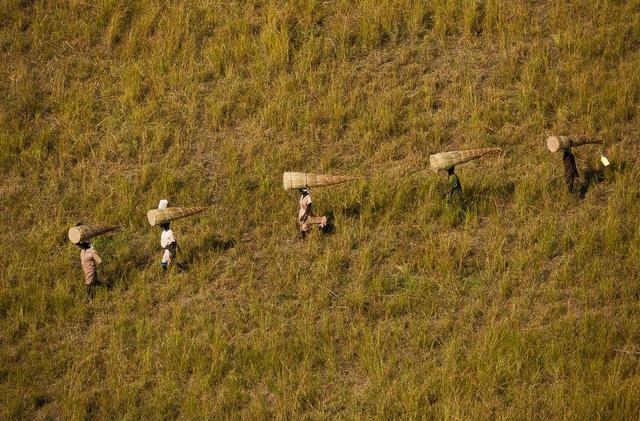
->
298;188;327;239
78;241;102;301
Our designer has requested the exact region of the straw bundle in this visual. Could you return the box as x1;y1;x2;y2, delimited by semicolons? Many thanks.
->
146;207;207;226
546;135;602;153
68;224;121;244
429;148;502;172
283;172;362;191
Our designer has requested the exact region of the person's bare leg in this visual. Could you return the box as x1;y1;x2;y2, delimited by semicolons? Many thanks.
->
307;216;327;227
86;284;95;302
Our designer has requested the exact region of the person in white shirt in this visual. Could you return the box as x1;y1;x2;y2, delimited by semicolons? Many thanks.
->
298;188;327;239
160;222;177;272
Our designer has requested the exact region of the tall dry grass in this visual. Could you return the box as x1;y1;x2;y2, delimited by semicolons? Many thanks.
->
1;0;640;418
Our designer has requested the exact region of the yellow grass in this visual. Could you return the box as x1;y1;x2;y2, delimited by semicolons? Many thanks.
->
1;0;640;418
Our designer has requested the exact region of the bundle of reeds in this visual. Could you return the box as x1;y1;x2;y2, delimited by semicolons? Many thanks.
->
283;172;362;190
429;148;502;172
146;207;207;226
68;224;121;244
546;135;602;153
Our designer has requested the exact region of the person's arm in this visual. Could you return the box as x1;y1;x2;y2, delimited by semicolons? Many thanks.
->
167;230;179;251
299;198;310;222
169;230;177;246
91;249;102;265
445;176;455;196
300;210;309;223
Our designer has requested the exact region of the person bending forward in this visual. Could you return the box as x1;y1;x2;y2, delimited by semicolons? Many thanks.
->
298;188;327;239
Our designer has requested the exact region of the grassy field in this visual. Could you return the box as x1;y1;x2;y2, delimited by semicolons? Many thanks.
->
2;0;640;418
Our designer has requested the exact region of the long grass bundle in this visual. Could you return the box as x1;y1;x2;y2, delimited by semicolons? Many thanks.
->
429;148;502;172
546;135;602;153
283;172;362;190
68;224;121;244
146;207;207;226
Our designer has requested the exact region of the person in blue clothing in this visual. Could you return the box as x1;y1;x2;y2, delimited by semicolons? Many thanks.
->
446;166;463;209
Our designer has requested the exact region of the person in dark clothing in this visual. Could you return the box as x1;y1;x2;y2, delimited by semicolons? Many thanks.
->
563;148;580;194
444;166;464;224
446;166;463;208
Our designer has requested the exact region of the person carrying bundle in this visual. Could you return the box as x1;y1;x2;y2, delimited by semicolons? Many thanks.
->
563;148;580;194
146;199;207;272
78;241;102;301
298;187;327;239
283;172;361;238
546;135;607;195
68;222;120;302
429;148;501;215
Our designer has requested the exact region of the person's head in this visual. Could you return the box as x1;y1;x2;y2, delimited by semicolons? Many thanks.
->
77;241;91;250
563;148;572;157
160;222;170;231
299;187;310;196
447;166;455;175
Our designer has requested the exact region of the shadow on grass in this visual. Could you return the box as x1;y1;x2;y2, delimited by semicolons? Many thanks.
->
197;231;237;253
579;159;627;197
100;244;154;289
464;180;516;207
321;210;336;235
177;233;237;270
341;202;362;219
579;166;606;197
162;234;236;273
202;237;236;251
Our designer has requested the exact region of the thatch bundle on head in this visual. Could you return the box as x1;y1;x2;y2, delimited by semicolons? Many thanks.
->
68;224;121;244
146;207;207;226
429;148;502;172
283;172;362;191
546;135;602;153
